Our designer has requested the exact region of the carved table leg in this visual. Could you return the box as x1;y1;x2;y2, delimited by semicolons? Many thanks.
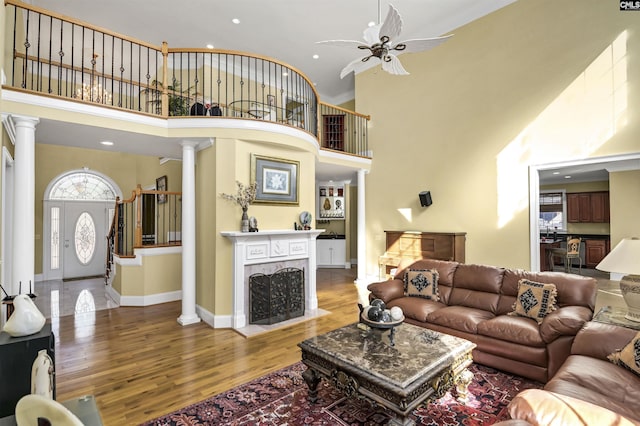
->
455;369;474;403
302;367;321;403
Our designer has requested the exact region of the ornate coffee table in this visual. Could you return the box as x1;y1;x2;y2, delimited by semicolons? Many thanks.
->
298;322;476;426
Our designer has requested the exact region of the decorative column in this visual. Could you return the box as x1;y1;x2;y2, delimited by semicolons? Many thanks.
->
356;169;367;282
12;115;39;295
177;141;201;325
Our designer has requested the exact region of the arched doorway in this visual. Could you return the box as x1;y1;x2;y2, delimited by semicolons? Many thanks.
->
43;169;122;280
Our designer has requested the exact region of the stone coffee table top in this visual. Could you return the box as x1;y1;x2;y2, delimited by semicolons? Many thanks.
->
299;322;475;389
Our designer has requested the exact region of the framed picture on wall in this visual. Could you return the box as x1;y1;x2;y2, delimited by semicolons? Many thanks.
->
251;154;299;205
156;175;167;204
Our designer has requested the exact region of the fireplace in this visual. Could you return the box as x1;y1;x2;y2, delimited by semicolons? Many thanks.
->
221;229;323;330
249;267;305;325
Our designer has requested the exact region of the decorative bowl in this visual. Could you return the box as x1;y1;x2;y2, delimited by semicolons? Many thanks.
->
360;312;404;329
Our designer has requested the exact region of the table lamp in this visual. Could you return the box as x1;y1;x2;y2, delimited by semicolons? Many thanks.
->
596;237;640;322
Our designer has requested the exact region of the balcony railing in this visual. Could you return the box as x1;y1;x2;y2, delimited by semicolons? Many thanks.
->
4;0;369;157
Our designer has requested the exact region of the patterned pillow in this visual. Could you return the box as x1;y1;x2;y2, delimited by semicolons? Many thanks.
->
404;269;439;301
509;279;557;323
608;332;640;377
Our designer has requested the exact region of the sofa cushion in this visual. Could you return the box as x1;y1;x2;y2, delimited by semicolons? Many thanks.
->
508;389;638;426
448;264;504;313
510;279;557;324
367;279;404;304
608;331;640;377
499;269;597;314
427;305;495;334
387;297;445;323
477;315;545;347
395;259;459;305
545;355;640;422
404;269;439;300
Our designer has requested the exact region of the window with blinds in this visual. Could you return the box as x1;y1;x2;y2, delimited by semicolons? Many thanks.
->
539;191;566;231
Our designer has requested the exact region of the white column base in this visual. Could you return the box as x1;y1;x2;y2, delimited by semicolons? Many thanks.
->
177;314;201;326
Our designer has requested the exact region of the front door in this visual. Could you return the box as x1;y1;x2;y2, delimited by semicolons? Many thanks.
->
63;202;108;279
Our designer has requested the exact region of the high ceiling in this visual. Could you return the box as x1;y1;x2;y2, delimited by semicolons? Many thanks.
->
30;0;517;104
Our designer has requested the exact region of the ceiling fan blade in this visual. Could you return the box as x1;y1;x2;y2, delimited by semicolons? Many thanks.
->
316;39;369;49
394;35;454;54
381;54;409;75
379;4;403;42
363;25;381;45
339;56;374;79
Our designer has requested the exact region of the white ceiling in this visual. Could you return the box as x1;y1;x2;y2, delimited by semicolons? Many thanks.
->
30;0;517;105
22;0;517;182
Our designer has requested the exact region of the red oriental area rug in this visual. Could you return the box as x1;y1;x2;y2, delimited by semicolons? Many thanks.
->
141;362;542;426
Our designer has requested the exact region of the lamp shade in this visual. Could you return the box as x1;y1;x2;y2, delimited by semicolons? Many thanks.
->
596;237;640;275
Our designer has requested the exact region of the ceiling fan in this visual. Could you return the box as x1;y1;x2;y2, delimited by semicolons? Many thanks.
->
317;3;453;78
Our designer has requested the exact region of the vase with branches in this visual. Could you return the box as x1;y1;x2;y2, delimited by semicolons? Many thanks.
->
220;181;257;232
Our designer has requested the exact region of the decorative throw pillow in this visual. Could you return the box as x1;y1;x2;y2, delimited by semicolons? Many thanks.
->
404;269;439;301
608;332;640;377
509;279;557;323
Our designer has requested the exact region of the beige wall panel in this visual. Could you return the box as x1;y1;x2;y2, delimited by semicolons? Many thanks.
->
609;170;640;247
141;253;182;294
212;138;316;316
357;0;640;272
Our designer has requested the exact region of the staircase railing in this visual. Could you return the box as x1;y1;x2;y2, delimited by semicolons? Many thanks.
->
107;185;182;261
3;0;370;158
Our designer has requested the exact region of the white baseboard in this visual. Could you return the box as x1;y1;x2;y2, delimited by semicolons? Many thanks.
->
117;289;182;306
196;304;232;328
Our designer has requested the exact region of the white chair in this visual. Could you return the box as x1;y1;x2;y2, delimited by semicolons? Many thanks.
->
15;394;84;426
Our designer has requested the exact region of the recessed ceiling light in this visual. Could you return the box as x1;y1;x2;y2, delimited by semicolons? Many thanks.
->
232;18;240;24
206;44;214;49
564;175;572;179
312;54;319;59
100;140;114;146
368;21;376;27
552;171;560;175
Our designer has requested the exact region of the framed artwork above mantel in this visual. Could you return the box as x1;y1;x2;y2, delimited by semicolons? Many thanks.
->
250;154;299;205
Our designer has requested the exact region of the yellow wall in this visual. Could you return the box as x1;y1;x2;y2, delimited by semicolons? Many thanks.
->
609;170;640;247
195;136;316;317
357;0;640;273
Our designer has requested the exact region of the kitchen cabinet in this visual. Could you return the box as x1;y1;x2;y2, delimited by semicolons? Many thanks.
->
317;239;346;268
567;192;609;223
585;238;609;268
590;192;610;223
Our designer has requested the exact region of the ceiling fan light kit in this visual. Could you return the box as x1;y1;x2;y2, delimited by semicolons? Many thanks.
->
317;3;453;78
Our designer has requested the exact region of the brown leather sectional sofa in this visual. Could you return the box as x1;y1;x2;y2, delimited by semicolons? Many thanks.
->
367;258;598;383
505;320;640;425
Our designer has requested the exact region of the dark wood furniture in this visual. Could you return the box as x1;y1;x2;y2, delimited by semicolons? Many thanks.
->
585;238;610;268
540;240;561;271
379;231;466;278
0;323;55;418
322;114;344;151
567;191;610;223
299;322;475;426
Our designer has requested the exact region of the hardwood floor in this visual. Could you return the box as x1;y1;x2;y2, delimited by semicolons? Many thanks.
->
49;267;625;424
52;268;360;425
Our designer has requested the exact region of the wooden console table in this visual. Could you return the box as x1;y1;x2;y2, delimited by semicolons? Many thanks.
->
379;231;466;279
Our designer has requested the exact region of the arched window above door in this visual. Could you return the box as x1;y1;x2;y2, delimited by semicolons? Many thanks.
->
49;171;117;200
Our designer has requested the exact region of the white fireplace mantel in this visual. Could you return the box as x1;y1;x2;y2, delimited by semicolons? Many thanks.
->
221;229;323;329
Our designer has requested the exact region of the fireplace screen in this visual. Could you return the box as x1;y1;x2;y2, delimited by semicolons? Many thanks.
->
249;267;305;325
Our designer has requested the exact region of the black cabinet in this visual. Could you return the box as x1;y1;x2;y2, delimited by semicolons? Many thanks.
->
0;323;55;418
